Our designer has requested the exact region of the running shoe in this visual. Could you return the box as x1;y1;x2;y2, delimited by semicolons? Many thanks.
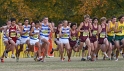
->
11;54;15;59
50;48;54;54
81;58;86;61
1;58;4;63
4;50;8;58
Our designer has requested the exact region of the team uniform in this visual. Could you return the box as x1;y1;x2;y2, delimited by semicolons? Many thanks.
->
98;25;106;44
3;28;9;45
9;25;17;43
79;23;89;43
30;27;40;45
90;25;98;43
69;30;78;48
107;22;115;45
40;23;50;41
20;25;30;44
59;26;70;44
115;21;124;44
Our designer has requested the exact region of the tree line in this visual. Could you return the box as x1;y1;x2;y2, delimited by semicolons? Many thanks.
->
0;0;124;26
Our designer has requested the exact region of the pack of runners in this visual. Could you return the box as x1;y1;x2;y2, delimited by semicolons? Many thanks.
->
0;15;124;62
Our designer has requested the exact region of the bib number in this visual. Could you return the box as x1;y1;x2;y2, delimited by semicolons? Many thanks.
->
63;34;68;38
100;32;106;38
33;34;38;38
71;36;76;41
83;32;89;36
24;33;29;36
92;31;97;35
43;30;48;34
10;32;16;37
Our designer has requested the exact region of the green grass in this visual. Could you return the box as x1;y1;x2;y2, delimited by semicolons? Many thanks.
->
0;57;124;71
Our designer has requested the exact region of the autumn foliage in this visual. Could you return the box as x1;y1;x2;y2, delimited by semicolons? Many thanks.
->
0;0;124;26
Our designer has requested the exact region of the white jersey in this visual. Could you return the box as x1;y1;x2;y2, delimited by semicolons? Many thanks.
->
40;23;50;37
61;26;70;39
30;27;40;40
21;25;31;38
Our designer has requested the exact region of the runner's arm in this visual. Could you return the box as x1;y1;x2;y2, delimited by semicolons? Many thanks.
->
20;26;28;35
29;27;35;36
98;25;102;34
59;27;62;37
49;23;54;33
78;22;84;32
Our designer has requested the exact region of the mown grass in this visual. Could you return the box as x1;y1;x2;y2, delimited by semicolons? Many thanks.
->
0;57;124;71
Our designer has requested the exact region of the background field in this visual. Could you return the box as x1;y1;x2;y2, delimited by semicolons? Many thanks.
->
0;57;124;71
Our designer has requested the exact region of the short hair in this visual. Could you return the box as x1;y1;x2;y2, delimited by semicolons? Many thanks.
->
24;18;29;22
92;17;98;23
70;22;76;28
34;21;39;24
43;16;48;20
58;21;63;25
84;14;90;19
111;16;116;19
10;18;16;22
63;20;68;23
100;17;107;22
118;15;124;21
106;19;111;23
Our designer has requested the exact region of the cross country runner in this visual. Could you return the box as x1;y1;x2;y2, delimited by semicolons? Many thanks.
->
114;15;124;61
18;18;31;59
78;14;92;61
38;17;53;62
0;20;11;62
50;21;63;54
90;17;98;61
107;17;117;60
15;22;22;62
1;18;21;62
59;20;71;61
98;17;110;60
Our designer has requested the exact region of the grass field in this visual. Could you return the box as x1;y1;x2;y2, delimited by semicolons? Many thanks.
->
0;57;124;71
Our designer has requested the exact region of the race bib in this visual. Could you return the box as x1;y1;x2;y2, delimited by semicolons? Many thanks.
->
111;31;114;34
83;32;89;36
100;32;106;38
92;31;97;35
71;36;76;41
24;33;29;36
17;33;20;37
42;30;48;34
57;34;59;38
63;34;68;38
33;34;38;38
10;32;16;37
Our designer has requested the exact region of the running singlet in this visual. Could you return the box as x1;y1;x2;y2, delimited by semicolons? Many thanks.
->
61;26;70;39
80;23;89;37
107;22;115;36
21;25;31;38
115;21;124;36
30;27;40;40
9;26;17;43
40;23;50;37
70;30;78;41
99;25;106;38
91;25;98;38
